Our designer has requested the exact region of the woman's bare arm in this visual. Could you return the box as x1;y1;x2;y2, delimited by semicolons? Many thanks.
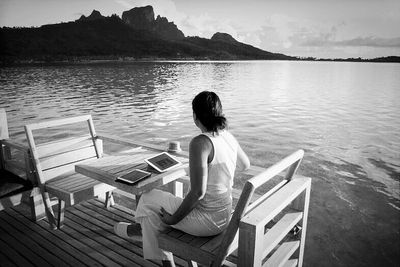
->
160;135;211;225
236;144;250;171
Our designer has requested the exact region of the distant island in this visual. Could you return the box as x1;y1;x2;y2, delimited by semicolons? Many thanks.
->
0;5;399;65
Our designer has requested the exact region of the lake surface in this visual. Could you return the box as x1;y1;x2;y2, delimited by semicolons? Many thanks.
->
1;61;399;266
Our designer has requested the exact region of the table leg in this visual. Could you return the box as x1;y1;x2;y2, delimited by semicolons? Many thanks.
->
135;194;141;204
168;181;183;198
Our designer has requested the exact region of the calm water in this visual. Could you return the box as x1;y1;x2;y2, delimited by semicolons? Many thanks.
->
1;61;399;266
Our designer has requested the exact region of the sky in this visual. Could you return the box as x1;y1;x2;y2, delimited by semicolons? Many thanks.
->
1;0;399;59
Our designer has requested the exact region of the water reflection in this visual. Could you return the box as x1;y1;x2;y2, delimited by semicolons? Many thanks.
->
0;61;399;200
1;61;400;266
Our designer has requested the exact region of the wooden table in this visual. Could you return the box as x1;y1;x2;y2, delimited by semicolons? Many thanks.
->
75;147;189;197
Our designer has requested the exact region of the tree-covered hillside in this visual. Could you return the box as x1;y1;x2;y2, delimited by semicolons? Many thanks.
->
0;9;295;64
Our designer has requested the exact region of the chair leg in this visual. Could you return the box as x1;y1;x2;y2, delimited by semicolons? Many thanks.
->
162;254;177;267
29;189;46;221
0;144;12;170
57;199;65;229
187;260;198;267
0;143;4;170
41;191;57;229
105;191;114;209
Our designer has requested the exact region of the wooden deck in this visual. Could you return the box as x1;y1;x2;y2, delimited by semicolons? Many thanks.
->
0;198;192;267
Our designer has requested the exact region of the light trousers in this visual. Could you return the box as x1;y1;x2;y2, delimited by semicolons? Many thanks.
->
134;189;230;260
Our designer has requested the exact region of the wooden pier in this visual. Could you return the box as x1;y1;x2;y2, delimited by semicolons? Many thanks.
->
0;197;192;267
0;110;311;267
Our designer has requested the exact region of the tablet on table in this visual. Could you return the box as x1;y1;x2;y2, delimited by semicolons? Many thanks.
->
145;152;182;173
116;169;151;184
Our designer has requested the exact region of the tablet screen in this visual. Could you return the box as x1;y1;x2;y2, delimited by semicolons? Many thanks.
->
145;152;181;172
116;169;151;184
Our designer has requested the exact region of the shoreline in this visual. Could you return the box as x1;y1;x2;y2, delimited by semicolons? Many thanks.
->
1;56;400;67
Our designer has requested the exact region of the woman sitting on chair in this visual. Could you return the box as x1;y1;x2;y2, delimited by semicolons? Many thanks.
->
114;91;250;267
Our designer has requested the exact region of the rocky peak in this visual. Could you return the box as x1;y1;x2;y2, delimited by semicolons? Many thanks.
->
122;5;154;30
211;32;238;43
122;6;184;40
153;15;184;40
78;10;105;21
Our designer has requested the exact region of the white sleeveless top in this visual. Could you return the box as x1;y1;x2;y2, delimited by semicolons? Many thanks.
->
197;130;239;213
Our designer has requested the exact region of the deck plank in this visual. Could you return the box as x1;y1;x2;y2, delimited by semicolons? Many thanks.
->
61;210;139;267
64;212;142;267
84;199;189;267
0;238;30;267
13;204;104;266
0;216;54;267
2;209;86;267
68;207;156;267
84;199;136;222
0;197;193;267
10;206;104;265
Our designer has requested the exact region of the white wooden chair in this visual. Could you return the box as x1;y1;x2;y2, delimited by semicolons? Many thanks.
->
0;108;44;221
24;115;115;229
158;150;311;267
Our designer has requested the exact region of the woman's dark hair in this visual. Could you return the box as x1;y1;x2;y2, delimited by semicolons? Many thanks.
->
192;91;227;132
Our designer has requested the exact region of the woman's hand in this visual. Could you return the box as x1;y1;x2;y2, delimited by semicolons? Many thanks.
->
159;207;176;225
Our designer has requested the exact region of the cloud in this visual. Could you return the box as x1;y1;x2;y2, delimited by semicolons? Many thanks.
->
286;21;349;47
336;36;400;47
114;0;133;9
180;14;241;39
269;16;400;49
237;32;262;48
111;0;400;58
300;34;400;48
114;0;254;42
111;0;277;48
254;14;329;51
256;13;400;58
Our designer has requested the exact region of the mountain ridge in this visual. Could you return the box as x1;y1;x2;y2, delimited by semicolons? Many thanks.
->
0;6;298;64
0;6;398;64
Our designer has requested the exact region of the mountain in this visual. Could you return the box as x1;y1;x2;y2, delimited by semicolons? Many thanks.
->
211;32;238;43
0;6;298;64
122;5;184;40
78;10;105;21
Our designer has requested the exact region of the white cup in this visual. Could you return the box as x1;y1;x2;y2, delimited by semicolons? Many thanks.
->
168;141;181;152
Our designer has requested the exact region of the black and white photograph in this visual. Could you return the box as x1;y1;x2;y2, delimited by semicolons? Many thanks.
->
0;0;399;266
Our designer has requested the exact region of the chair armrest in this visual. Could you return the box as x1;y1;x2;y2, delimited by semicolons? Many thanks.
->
1;139;30;155
241;177;311;227
1;139;34;182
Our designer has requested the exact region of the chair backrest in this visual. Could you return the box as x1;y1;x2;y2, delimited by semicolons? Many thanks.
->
238;176;311;267
24;115;102;185
0;108;35;181
0;108;9;140
212;149;304;267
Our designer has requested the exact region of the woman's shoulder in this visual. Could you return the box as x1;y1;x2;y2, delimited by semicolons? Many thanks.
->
221;130;240;147
190;134;213;156
221;130;233;137
191;134;213;147
219;129;236;139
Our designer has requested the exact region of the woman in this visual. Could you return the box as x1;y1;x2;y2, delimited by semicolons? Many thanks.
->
114;91;250;267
